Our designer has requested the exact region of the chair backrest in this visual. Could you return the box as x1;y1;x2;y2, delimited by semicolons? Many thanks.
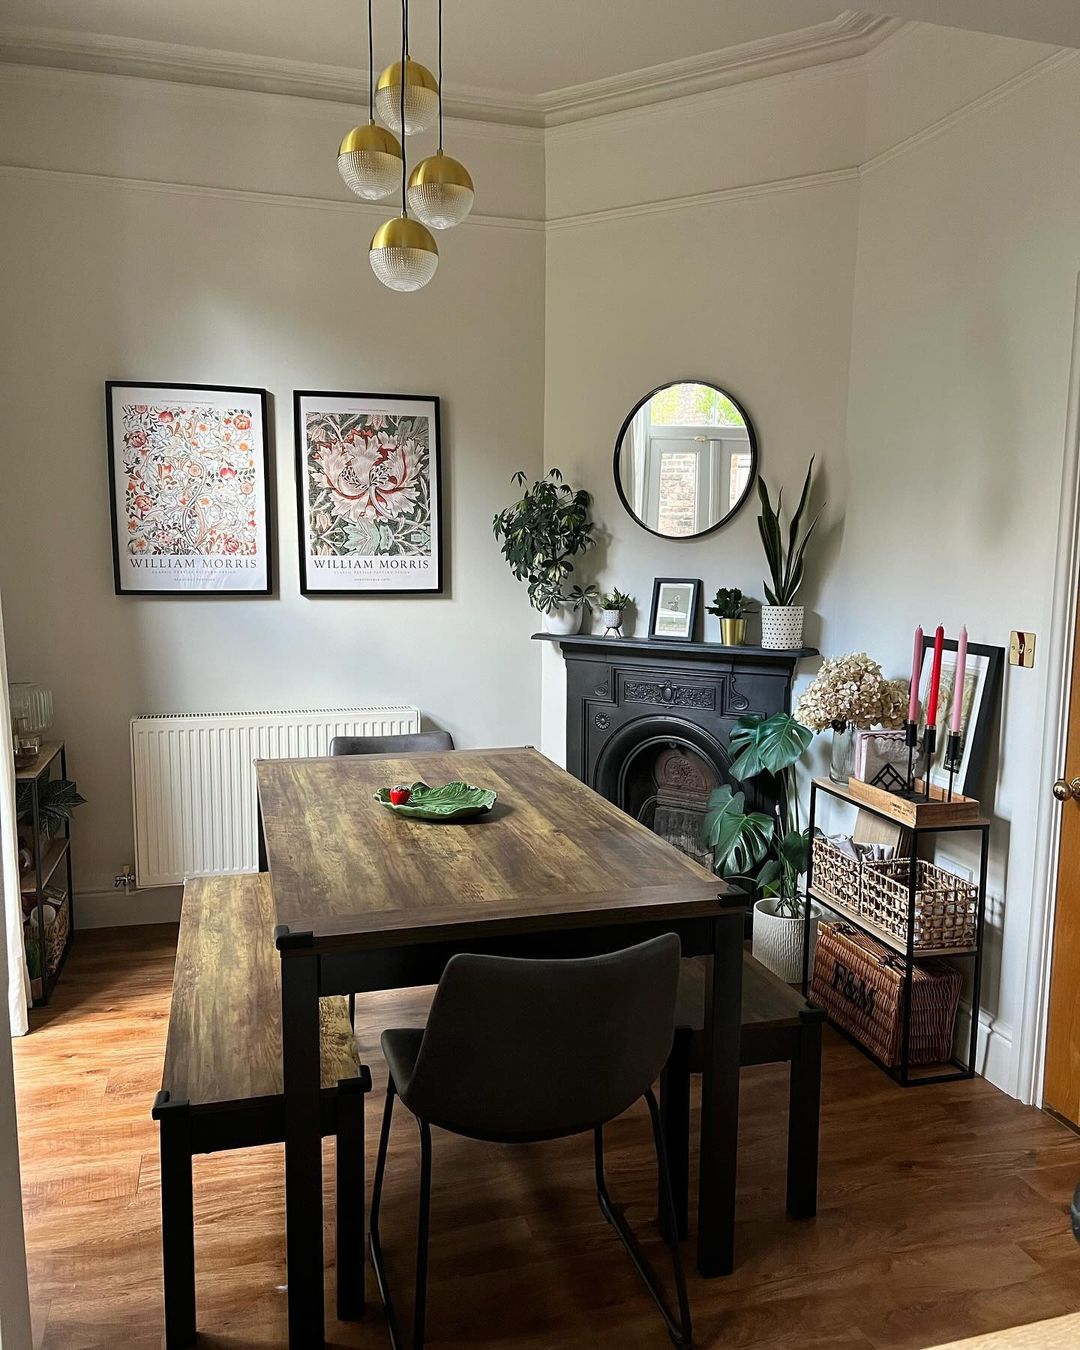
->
330;731;455;757
400;934;681;1140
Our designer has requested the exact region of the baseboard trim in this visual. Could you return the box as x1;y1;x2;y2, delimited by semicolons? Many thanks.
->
75;886;182;929
955;1003;1014;1093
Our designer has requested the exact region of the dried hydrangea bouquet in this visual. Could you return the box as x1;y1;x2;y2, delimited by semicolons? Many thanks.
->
794;652;908;782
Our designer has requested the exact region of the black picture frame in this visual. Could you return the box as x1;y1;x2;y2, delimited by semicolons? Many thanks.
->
613;380;758;540
648;578;702;643
918;635;1004;796
293;389;443;597
105;381;273;596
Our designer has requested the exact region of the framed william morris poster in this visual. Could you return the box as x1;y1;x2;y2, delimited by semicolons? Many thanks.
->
105;381;272;595
294;390;443;595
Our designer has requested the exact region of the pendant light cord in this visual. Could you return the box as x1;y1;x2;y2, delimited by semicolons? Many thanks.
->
437;0;444;152
400;0;408;213
367;0;374;121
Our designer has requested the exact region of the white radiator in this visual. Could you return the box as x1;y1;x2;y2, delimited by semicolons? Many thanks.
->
130;706;421;887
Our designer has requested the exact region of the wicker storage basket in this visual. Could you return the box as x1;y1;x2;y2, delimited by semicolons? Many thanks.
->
861;858;977;950
811;836;978;953
44;897;69;974
811;921;963;1067
811;835;861;910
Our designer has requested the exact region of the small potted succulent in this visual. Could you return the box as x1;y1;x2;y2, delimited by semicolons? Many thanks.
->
758;456;822;650
492;469;596;635
706;587;754;646
599;589;632;638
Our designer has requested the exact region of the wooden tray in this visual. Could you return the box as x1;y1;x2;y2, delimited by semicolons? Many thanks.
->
845;776;981;828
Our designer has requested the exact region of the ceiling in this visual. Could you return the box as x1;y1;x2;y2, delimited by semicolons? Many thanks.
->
0;1;851;97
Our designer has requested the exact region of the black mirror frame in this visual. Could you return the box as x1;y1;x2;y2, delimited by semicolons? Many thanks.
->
612;380;759;541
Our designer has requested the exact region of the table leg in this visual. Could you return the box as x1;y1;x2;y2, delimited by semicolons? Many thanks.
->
153;1092;195;1349
281;947;325;1348
697;908;744;1277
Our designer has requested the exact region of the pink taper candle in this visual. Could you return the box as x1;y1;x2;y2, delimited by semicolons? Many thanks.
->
926;625;945;727
907;625;924;724
950;626;968;734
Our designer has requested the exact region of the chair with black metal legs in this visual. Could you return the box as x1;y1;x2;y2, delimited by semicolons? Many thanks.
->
330;731;455;756
368;934;693;1350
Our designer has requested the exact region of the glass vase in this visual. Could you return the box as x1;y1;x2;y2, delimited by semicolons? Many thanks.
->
829;721;856;784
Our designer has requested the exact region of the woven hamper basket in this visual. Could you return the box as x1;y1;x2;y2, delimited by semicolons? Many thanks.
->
811;921;963;1067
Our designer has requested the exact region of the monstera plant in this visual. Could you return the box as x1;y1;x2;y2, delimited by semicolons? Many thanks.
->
702;712;818;982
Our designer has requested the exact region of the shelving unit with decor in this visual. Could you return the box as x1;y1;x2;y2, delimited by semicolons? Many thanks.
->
16;741;75;1006
801;775;989;1087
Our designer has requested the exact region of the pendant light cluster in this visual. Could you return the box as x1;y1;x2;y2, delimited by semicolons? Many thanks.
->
337;0;474;292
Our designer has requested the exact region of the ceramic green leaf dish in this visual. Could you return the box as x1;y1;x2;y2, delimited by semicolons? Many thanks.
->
373;780;497;821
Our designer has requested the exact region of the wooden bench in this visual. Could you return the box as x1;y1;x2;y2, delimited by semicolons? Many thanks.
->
660;949;826;1234
153;873;370;1349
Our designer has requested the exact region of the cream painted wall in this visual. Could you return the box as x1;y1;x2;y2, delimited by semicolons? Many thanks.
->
542;29;1080;1095
833;45;1080;1093
0;67;546;905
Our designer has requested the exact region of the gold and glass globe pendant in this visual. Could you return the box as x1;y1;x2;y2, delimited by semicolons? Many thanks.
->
338;0;473;291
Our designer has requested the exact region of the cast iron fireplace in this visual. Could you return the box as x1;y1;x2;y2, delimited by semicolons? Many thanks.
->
537;632;814;866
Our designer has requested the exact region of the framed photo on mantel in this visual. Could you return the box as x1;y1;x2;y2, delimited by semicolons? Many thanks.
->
649;577;702;642
294;390;443;595
106;382;273;595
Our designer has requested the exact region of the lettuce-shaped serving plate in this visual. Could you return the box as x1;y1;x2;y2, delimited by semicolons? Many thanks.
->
372;780;497;821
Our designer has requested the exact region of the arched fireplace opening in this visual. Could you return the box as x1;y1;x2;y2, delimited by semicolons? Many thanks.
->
594;717;753;870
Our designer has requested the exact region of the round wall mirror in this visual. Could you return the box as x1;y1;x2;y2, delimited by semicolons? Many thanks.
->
613;381;758;539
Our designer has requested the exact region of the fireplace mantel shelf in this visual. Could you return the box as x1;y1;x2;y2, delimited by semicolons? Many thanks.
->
532;633;818;665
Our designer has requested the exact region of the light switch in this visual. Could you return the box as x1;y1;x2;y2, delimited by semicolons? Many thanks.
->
1009;631;1036;667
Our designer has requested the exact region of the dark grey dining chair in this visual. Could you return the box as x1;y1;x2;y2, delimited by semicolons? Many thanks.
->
330;731;454;756
368;935;692;1349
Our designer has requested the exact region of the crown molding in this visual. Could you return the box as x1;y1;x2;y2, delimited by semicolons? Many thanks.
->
0;24;544;127
0;11;905;130
538;11;905;126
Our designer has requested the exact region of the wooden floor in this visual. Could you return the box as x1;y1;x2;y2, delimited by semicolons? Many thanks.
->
12;925;1080;1350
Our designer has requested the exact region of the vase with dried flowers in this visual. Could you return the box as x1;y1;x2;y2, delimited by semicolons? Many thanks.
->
794;652;908;782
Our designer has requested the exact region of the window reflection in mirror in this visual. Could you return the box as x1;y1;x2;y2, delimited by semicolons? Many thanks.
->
614;382;757;539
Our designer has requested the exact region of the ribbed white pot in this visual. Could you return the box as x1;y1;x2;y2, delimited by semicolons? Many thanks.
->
542;603;583;636
752;896;822;984
761;605;805;650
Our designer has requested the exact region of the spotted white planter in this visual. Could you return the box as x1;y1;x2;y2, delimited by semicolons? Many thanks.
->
601;608;624;637
542;603;583;636
752;895;822;984
761;605;805;650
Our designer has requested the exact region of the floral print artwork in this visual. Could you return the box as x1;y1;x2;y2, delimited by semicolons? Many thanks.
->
304;410;432;560
121;402;260;558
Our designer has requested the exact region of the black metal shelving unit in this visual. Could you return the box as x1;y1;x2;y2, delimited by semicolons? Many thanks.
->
801;775;989;1087
16;740;75;1006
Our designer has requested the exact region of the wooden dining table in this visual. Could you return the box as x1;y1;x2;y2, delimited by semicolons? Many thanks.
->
255;745;746;1349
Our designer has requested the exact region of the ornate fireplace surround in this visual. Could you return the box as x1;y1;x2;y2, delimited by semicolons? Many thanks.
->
536;633;815;852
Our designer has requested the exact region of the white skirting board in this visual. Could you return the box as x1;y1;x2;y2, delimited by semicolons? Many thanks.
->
75;887;182;929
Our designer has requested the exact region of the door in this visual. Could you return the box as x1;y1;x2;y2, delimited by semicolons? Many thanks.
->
1043;601;1080;1129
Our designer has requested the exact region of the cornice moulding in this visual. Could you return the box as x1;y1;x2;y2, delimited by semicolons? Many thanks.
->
0;11;905;130
538;11;904;125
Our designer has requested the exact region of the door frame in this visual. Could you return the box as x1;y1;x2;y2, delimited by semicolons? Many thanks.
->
1020;273;1080;1107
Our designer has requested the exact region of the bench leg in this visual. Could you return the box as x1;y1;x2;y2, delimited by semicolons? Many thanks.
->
786;1010;823;1220
659;1028;692;1241
336;1072;371;1322
154;1092;196;1349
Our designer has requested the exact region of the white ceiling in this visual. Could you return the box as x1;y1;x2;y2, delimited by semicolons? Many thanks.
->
0;1;850;97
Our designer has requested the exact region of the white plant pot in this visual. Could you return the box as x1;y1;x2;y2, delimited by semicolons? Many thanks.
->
601;608;623;637
752;895;822;984
760;605;805;650
542;603;583;636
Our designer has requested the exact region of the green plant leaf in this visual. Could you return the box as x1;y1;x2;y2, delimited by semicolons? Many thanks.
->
701;785;774;879
727;713;811;781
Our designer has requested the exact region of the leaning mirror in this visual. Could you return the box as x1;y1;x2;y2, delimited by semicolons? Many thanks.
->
613;381;758;539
